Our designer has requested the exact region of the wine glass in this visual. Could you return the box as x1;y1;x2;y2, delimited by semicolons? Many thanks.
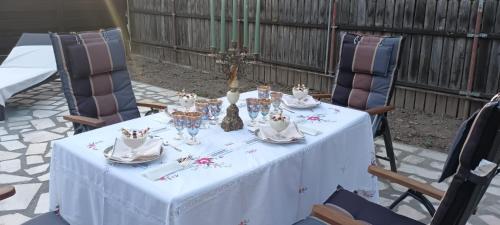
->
195;99;210;129
246;98;261;127
171;111;186;140
270;91;283;112
259;98;271;123
257;85;271;99
208;99;223;125
185;112;202;145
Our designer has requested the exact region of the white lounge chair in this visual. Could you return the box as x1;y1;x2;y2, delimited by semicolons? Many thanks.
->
0;33;57;120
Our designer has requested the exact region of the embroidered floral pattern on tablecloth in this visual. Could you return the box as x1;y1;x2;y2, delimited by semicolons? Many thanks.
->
238;219;249;225
297;114;333;123
87;141;103;150
191;157;230;170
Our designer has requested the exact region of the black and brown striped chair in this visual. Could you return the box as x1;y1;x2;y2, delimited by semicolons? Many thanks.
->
295;96;500;225
50;28;165;134
313;33;404;172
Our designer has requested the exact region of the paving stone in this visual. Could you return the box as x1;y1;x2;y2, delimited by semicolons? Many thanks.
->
19;129;34;133
0;151;21;161
0;130;7;136
479;215;500;225
0;213;31;225
486;186;500;197
32;110;59;118
0;135;19;141
0;174;32;184
7;116;33;122
33;100;56;105
51;127;70;134
0;141;26;151
10;125;33;131
22;131;63;143
491;177;500;187
396;204;427;221
431;182;449;192
24;164;49;175
26;155;44;165
34;193;49;214
0;159;21;172
30;118;56;130
30;105;57;110
0;183;41;211
398;163;441;180
418;150;447;162
430;161;444;170
25;143;47;155
37;173;49;182
402;155;426;165
7;121;29;127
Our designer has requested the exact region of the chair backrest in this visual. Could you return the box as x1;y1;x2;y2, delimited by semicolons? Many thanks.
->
331;33;403;130
431;99;500;225
50;28;140;132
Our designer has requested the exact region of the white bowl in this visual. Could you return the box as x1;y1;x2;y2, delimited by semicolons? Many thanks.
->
269;118;290;133
122;135;147;149
292;88;309;100
179;96;197;109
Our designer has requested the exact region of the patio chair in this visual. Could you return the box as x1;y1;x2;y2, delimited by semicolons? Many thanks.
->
295;96;500;225
50;28;166;134
312;33;404;172
0;33;58;121
0;186;69;225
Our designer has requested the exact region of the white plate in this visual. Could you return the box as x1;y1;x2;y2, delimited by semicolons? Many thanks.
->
255;123;305;144
103;139;164;164
282;94;321;109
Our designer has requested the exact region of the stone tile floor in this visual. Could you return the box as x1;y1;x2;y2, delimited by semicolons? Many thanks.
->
0;80;499;225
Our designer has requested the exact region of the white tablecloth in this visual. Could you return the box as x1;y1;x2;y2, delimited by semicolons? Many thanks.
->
0;45;57;106
49;91;377;225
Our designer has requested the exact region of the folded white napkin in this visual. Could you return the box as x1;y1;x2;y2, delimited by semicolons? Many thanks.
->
258;123;304;142
108;138;163;162
282;94;320;108
142;162;185;180
297;124;322;136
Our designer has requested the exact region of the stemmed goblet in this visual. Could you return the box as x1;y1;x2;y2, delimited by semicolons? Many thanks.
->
257;85;271;99
258;98;271;123
246;98;261;127
185;112;202;145
171;111;186;140
208;99;223;125
195;100;210;129
270;91;283;112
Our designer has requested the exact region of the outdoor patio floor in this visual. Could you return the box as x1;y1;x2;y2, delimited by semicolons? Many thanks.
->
0;80;499;225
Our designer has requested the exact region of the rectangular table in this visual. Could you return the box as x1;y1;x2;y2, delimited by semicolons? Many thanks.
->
49;91;377;225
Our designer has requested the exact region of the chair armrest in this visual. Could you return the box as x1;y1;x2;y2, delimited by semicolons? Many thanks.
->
311;205;365;225
137;101;167;110
63;115;106;128
368;165;445;200
0;186;15;201
311;93;332;100
365;105;395;115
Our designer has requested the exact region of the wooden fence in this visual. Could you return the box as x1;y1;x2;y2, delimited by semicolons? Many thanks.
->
0;0;127;61
129;0;500;118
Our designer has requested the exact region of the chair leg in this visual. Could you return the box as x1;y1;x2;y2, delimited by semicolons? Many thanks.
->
145;108;159;116
389;189;436;216
381;117;397;172
0;105;5;121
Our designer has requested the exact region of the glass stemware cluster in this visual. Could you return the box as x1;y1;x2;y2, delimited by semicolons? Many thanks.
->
246;85;284;127
171;93;225;145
